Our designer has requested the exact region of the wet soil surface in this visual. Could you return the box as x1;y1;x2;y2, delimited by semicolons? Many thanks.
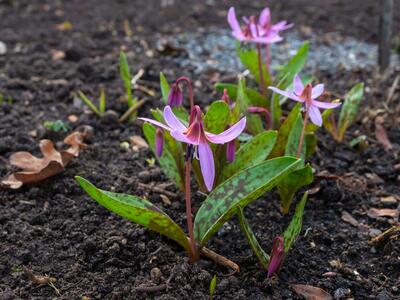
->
0;0;400;299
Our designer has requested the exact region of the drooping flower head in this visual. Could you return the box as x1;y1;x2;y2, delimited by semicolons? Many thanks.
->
140;106;246;191
267;236;285;277
227;7;292;44
167;83;184;107
268;74;341;126
155;128;164;157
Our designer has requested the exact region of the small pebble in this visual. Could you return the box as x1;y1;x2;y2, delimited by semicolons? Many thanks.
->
0;41;7;55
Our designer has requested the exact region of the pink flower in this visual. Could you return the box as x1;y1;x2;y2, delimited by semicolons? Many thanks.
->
155;128;164;157
226;140;236;163
267;236;284;277
227;7;292;44
167;83;184;107
140;105;246;191
268;75;341;126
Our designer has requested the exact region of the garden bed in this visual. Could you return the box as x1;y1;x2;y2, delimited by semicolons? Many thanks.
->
0;0;399;299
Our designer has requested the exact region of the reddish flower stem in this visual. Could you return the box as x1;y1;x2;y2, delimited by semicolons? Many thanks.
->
256;43;267;99
296;109;309;158
185;156;197;261
265;44;270;74
176;76;194;110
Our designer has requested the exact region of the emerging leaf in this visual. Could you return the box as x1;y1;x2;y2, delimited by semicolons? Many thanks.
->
159;72;170;104
237;207;270;269
75;176;190;252
283;192;308;252
209;275;217;299
194;157;302;246
119;51;134;107
338;83;364;141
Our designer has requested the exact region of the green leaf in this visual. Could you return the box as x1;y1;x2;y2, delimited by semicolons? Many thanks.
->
160;72;170;104
269;103;302;158
142;123;183;189
194;157;302;246
237;45;271;86
75;176;190;251
283;192;308;252
220;130;277;181
99;87;106;114
305;133;317;160
338;83;364;141
276;42;309;88
236;78;250;114
237;207;270;269
78;91;101;116
277;164;313;214
204;101;231;134
209;275;217;299
119;51;133;107
285;113;306;160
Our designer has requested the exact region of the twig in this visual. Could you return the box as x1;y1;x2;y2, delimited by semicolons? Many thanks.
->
369;225;400;245
135;263;179;293
200;247;240;275
134;84;156;97
138;182;178;199
23;266;60;296
385;74;399;104
119;98;147;123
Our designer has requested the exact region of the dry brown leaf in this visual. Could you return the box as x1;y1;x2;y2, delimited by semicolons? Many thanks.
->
1;131;87;189
367;208;399;219
291;284;333;300
375;124;393;151
341;211;359;227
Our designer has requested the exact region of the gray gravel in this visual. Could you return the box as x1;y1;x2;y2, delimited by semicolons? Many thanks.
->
164;28;398;75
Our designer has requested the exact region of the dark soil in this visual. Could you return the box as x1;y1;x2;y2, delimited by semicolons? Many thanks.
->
1;0;399;299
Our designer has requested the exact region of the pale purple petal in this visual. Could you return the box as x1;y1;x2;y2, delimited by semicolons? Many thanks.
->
139;117;171;131
311;84;324;99
198;142;215;191
163;106;187;132
312;100;341;109
226;140;236;163
254;32;283;44
268;87;303;102
228;7;245;40
249;22;258;37
271;21;293;32
169;130;195;145
308;105;323;127
259;7;271;27
206;117;246;144
293;75;304;95
242;16;250;24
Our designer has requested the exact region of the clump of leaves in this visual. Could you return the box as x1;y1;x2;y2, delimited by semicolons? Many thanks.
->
78;88;106;117
2;131;87;189
43;120;70;132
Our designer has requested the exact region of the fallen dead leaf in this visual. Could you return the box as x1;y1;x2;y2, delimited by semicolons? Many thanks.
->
130;135;148;149
380;195;398;205
291;284;333;300
1;131;87;189
341;211;359;227
375;124;393;152
367;208;399;219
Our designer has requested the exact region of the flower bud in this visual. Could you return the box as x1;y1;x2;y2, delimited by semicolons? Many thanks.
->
267;236;284;277
155;128;164;157
226;139;236;162
167;83;183;107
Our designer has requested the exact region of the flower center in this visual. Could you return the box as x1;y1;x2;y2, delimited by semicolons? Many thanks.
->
300;83;313;104
184;105;206;144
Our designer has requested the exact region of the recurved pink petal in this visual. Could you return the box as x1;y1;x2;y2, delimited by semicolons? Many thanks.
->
311;84;324;99
228;7;244;40
163;106;187;132
139;118;171;131
312;100;341;109
206;117;246;144
308;105;323;127
259;7;271;27
293;75;304;95
271;21;293;32
198;142;215;191
268;87;303;102
170;130;195;145
254;32;283;44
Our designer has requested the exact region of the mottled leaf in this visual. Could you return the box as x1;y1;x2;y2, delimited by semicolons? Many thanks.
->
204;101;231;134
338;83;364;141
75;176;190;251
159;72;170;104
220;130;277;181
278;165;313;214
194;157;302;246
283;192;308;252
237;206;270;269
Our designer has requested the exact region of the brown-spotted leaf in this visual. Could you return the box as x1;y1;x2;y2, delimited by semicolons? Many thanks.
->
291;284;333;300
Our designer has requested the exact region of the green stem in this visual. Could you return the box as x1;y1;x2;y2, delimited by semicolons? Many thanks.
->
256;43;267;99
